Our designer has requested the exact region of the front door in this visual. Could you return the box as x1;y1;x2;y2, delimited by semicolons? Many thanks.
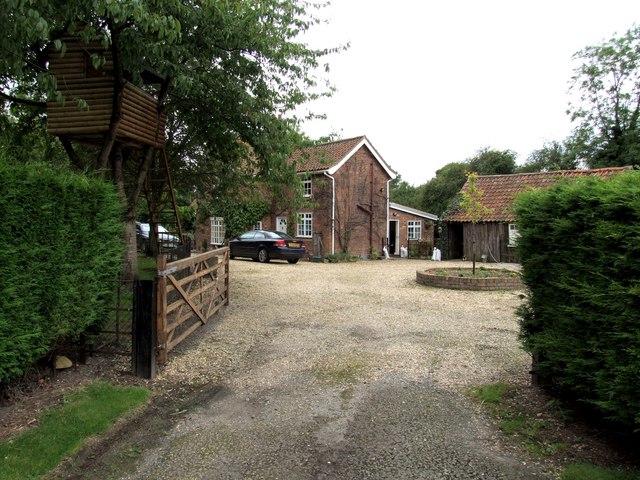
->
389;220;399;255
276;217;287;234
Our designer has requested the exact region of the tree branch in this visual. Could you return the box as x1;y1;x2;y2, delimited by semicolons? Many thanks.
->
59;137;85;170
0;91;46;108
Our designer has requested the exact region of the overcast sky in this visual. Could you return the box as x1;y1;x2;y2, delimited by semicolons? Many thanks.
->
297;0;640;185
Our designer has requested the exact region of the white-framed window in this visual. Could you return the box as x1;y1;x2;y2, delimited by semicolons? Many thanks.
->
297;212;313;238
302;179;312;197
253;221;262;230
508;223;519;247
210;217;225;245
407;220;422;240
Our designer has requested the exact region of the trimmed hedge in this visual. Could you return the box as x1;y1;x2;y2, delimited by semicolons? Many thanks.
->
0;162;124;383
515;171;640;426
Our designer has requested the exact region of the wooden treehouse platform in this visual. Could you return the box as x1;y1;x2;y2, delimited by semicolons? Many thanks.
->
46;36;166;148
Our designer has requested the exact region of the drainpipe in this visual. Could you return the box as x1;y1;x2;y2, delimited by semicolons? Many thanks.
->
323;171;336;255
386;178;391;252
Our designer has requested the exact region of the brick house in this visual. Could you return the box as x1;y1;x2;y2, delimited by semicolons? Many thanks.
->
195;136;439;259
260;136;397;258
444;167;629;262
388;202;438;256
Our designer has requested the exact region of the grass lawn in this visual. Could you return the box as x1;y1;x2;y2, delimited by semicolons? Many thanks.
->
0;380;149;480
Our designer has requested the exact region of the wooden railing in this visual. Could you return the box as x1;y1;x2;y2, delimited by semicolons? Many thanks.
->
155;247;229;364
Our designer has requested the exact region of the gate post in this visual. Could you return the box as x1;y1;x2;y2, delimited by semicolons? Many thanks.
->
132;279;157;379
156;255;168;364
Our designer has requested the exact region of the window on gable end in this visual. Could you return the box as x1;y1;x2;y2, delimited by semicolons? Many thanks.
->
302;179;312;197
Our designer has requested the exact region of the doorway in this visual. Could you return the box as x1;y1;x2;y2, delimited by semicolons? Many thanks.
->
389;220;399;255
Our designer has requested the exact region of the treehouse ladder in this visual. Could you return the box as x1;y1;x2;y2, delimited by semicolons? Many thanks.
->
143;148;184;254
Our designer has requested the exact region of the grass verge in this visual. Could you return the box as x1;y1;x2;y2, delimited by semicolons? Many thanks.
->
560;463;640;480
0;380;149;480
471;383;640;480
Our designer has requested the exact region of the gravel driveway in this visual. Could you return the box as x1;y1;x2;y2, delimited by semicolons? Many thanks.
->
71;259;550;479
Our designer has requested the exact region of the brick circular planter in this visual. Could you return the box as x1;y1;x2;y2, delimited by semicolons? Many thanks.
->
416;267;523;291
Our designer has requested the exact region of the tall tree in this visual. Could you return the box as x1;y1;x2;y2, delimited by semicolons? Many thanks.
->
390;175;422;209
467;147;517;175
421;162;468;217
421;148;516;217
517;140;580;173
568;25;640;168
0;1;338;278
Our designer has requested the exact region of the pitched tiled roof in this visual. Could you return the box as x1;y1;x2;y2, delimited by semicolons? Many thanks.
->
289;136;367;172
445;167;629;222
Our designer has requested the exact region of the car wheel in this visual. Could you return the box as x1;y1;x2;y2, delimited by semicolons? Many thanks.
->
258;248;270;263
287;258;299;264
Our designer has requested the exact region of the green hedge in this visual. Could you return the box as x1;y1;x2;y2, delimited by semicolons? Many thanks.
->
0;162;124;383
515;171;640;426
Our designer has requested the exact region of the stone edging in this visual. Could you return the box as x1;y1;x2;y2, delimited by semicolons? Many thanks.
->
416;267;523;291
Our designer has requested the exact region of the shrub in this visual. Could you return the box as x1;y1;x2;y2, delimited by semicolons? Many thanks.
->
325;252;359;263
0;161;123;383
515;171;640;427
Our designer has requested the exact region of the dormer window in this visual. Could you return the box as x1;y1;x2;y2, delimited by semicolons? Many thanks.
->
302;179;312;197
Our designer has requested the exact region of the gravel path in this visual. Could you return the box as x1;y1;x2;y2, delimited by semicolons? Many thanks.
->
97;259;549;479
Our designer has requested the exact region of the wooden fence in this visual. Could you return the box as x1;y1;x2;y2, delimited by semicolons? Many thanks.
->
155;247;229;365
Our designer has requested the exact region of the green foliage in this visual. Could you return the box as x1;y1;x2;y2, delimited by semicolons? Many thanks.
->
390;175;423;209
471;382;566;458
0;380;149;480
422;149;516;217
459;172;492;223
568;25;640;168
421;162;469;216
517;140;580;173
199;198;269;240
1;1;340;271
325;252;359;263
0;160;123;383
472;383;513;404
515;171;640;427
467;147;517;175
560;463;640;480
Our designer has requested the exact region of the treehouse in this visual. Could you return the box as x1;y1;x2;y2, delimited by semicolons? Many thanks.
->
47;36;167;149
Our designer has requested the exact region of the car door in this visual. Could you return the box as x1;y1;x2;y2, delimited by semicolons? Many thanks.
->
234;231;256;257
250;231;266;257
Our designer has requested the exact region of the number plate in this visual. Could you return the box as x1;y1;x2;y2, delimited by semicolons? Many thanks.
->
289;242;300;248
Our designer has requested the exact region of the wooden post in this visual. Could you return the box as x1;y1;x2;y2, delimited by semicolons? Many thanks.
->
224;248;230;306
156;254;168;364
132;279;156;379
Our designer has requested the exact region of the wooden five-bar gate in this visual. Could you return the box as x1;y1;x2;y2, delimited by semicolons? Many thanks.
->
133;247;229;378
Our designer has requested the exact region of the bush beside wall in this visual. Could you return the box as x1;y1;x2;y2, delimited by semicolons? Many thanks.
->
515;171;640;427
0;162;124;383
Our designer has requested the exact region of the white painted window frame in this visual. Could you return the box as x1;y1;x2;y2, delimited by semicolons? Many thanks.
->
302;179;312;197
297;212;313;238
407;220;422;240
508;223;519;247
210;217;225;245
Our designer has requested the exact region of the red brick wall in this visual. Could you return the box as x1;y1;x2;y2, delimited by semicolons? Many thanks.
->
389;207;435;254
259;145;392;258
194;217;211;251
